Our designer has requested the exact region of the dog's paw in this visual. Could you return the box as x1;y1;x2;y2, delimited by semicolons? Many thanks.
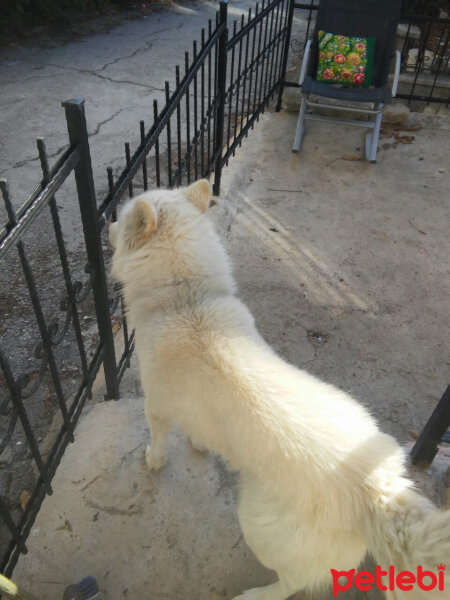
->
145;444;167;472
190;437;207;453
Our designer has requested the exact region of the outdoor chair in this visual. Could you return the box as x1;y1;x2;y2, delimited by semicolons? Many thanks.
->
292;0;403;162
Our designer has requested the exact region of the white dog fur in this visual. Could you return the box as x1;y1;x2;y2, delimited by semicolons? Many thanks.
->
109;180;450;599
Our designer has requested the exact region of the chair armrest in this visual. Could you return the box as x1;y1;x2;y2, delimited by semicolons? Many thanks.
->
299;39;312;86
392;50;401;97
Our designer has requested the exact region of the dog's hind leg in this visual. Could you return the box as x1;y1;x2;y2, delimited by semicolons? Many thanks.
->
144;403;171;472
231;580;299;600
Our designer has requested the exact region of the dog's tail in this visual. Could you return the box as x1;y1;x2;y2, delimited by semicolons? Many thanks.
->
365;484;450;580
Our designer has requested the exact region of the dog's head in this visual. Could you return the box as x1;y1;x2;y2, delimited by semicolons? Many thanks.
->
109;179;233;309
109;179;211;250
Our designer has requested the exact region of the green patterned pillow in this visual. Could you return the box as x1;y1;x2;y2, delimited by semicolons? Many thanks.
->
316;31;375;88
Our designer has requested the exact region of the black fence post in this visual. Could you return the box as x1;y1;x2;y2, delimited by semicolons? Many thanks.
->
62;98;119;400
276;0;295;112
213;0;229;196
410;385;450;467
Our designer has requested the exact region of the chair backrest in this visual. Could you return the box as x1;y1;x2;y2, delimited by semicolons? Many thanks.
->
307;0;403;88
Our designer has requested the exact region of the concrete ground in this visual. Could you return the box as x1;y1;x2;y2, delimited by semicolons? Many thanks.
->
13;106;450;598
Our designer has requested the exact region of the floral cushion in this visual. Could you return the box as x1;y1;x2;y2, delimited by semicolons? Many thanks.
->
316;31;375;88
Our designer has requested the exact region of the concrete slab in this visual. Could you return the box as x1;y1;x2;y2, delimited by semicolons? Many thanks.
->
14;398;272;599
11;107;450;599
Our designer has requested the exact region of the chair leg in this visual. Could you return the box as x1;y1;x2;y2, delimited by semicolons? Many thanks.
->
365;103;383;163
292;97;307;153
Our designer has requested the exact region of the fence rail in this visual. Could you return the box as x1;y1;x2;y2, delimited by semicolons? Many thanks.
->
0;0;294;578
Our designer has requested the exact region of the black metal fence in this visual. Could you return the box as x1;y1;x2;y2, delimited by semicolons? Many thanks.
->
0;100;125;578
289;0;449;105
0;0;294;578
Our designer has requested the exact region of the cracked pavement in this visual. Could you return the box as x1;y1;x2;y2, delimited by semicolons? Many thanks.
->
0;0;255;231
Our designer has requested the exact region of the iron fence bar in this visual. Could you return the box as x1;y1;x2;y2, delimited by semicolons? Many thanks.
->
140;121;148;191
411;385;450;467
185;52;192;184
303;0;316;42
268;0;284;96
201;28;206;177
232;16;244;154
276;0;291;85
271;0;284;94
36;138;89;382
409;19;434;104
0;348;52;497
0;497;27;555
175;66;183;186
107;167;117;222
427;29;450;103
117;331;135;384
261;3;276;112
252;3;265;121
125;143;133;198
226;20;237;160
0;148;81;262
193;41;199;181
120;295;130;367
153;101;161;187
207;20;213;169
165;82;173;188
246;9;257;136
213;17;218;169
62;98;119;400
239;10;252;140
276;0;295;111
256;1;270;123
213;0;229;195
1;180;75;443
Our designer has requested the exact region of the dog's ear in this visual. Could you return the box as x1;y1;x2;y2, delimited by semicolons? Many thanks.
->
109;221;119;248
184;179;212;213
124;199;157;247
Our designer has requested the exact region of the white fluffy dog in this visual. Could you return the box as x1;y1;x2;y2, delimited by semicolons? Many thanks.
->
109;180;450;599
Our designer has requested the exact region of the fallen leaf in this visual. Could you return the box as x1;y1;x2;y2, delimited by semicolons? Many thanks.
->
56;519;73;533
382;122;422;132
111;315;121;335
396;135;415;144
44;395;55;407
341;155;361;161
20;490;31;511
